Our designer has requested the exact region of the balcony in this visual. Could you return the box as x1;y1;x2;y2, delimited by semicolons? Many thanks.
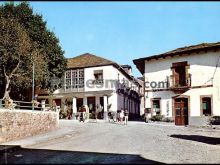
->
92;79;104;84
64;85;85;93
169;74;191;93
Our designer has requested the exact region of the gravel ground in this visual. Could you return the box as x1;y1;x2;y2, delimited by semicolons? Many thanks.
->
1;120;220;164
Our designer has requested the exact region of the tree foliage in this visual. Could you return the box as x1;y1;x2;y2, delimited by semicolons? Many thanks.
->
0;16;47;99
0;2;67;99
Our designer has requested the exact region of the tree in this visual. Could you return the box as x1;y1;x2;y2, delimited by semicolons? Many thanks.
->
0;2;67;99
0;16;47;100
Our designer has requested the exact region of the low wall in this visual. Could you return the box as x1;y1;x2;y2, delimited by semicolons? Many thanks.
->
189;116;211;126
0;109;59;143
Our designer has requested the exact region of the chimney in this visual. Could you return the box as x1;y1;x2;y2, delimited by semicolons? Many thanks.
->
121;65;132;75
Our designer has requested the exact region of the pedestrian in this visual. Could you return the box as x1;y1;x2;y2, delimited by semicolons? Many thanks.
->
124;109;129;125
120;108;124;123
145;108;151;123
117;110;121;122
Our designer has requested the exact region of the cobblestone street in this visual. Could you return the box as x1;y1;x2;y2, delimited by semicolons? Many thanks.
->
1;120;220;164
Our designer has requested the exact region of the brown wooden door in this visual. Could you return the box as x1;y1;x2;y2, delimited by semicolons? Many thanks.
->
54;99;61;107
174;98;188;125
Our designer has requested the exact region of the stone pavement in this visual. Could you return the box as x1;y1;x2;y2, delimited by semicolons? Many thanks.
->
0;120;220;164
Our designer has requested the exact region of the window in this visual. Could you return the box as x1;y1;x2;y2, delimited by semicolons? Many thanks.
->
152;99;161;115
171;61;190;87
78;69;84;88
65;69;84;90
93;70;103;84
65;71;71;89
201;97;212;116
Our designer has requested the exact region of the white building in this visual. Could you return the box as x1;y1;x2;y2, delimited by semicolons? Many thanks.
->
38;53;143;120
133;42;220;125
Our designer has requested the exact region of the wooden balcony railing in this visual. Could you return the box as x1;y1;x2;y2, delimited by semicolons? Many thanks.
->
169;74;191;88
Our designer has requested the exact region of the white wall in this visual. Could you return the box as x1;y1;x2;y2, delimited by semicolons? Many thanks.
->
84;65;116;92
145;91;174;117
108;92;118;112
145;51;220;89
144;51;220;117
84;65;140;93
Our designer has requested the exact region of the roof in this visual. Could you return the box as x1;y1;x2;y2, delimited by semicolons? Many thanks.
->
67;53;115;69
67;53;142;87
121;65;132;69
133;42;220;74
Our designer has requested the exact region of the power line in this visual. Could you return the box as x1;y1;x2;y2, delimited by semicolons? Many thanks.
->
204;55;220;85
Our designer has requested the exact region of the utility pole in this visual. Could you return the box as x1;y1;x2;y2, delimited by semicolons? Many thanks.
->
32;61;35;111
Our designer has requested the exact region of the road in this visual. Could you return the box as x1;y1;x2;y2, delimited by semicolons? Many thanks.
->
1;120;220;164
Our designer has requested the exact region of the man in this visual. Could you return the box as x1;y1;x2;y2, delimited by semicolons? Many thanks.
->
124;109;129;125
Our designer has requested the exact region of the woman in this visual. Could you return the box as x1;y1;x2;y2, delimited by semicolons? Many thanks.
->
119;108;124;123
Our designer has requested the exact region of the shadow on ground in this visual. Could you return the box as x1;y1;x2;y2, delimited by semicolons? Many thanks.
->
0;145;163;164
169;134;220;145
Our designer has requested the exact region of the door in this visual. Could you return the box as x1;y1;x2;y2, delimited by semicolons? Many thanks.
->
174;66;186;86
174;98;188;125
54;99;61;107
87;97;96;113
76;98;83;112
99;97;104;119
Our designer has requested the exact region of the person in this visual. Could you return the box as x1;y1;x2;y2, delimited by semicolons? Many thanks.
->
52;100;57;111
32;99;40;110
117;110;121;122
124;109;129;125
79;105;86;122
67;107;72;120
120;108;124;123
145;108;151;123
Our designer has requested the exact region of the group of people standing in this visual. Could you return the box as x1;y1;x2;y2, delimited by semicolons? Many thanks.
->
109;108;129;125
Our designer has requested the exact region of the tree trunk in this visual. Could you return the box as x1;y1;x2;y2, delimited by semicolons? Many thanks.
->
2;60;20;100
3;75;11;100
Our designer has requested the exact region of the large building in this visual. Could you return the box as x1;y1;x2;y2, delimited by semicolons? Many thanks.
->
133;42;220;126
38;53;143;120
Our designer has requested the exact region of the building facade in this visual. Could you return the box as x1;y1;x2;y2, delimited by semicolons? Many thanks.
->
134;42;220;125
38;53;143;120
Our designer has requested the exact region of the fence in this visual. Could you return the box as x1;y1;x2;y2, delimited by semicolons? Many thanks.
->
0;99;58;112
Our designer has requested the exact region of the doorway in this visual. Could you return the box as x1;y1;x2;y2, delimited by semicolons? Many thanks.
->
87;97;96;113
76;98;83;112
174;97;189;125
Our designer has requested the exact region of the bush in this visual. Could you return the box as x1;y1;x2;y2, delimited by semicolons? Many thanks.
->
59;109;67;119
162;117;174;123
150;114;164;121
209;116;220;125
89;113;96;119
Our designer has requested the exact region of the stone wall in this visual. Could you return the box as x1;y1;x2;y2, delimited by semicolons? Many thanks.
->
0;109;59;143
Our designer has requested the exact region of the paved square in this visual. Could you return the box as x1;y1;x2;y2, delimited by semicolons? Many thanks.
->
1;120;220;164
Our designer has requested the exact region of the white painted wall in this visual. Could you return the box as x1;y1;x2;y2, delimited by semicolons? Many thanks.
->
144;51;220;117
84;65;116;92
108;92;118;112
83;65;140;93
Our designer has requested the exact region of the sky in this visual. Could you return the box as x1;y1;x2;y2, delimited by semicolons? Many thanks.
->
5;2;220;77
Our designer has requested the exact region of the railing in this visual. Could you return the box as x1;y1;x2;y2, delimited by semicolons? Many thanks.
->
92;79;104;84
169;74;191;88
64;85;84;93
0;99;57;111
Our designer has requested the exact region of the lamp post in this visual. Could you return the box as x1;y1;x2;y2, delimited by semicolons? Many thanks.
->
32;60;35;111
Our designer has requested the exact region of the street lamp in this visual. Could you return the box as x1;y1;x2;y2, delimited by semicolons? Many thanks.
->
32;59;35;111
